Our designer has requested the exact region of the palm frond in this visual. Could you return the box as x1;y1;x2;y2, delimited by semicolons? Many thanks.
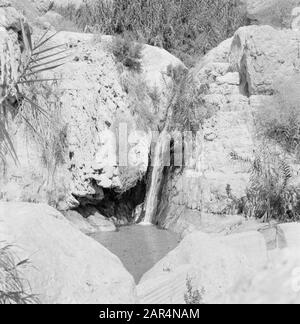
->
0;22;67;167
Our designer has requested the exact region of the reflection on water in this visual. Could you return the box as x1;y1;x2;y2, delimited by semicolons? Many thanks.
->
91;225;180;283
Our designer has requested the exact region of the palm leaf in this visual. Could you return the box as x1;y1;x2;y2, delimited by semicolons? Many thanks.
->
0;120;18;162
17;79;59;85
31;55;70;69
30;49;70;64
32;44;67;57
33;31;60;51
20;19;32;53
22;63;65;78
22;96;50;119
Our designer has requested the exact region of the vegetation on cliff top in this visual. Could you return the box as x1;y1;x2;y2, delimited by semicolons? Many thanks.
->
55;0;247;66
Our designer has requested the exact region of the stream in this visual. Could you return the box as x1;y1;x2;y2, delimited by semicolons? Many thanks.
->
91;225;180;283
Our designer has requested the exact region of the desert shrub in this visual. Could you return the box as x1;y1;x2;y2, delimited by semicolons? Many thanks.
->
55;0;247;66
167;64;214;133
256;76;300;155
0;244;39;304
20;82;68;185
111;36;143;73
231;146;300;222
184;276;205;305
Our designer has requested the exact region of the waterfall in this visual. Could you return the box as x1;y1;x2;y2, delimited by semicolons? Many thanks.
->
141;129;170;225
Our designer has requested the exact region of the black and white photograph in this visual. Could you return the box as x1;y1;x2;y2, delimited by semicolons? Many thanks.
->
1;0;300;307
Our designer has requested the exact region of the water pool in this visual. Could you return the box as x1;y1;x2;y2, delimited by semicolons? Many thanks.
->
91;225;180;283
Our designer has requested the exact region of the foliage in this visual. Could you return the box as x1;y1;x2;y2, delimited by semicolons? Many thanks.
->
166;64;213;133
0;244;39;304
0;21;68;166
256;76;300;155
184;276;205;305
231;146;300;222
55;0;247;66
20;82;68;184
111;35;143;73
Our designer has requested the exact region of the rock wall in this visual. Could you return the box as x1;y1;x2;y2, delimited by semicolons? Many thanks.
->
0;3;183;221
159;24;300;234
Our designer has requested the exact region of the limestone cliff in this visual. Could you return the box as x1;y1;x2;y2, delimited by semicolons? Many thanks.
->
159;24;300;234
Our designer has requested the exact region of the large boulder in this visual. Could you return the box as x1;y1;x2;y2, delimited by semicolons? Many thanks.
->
224;248;300;304
0;202;137;304
241;0;300;26
138;231;264;303
229;25;300;96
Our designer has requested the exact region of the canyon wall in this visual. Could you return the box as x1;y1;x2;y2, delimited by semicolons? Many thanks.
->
159;24;300;234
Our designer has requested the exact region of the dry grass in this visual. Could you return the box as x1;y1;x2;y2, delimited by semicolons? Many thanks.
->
0;244;39;304
256;76;300;155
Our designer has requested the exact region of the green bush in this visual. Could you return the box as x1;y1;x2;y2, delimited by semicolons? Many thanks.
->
167;64;214;133
55;0;247;66
231;146;300;222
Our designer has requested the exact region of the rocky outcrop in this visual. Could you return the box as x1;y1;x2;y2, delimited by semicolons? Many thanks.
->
138;231;268;303
0;202;137;304
159;22;300;235
230;25;300;95
241;0;300;27
225;247;300;304
0;2;183;221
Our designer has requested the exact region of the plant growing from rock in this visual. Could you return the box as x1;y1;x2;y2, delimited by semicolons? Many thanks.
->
111;35;144;73
166;64;212;134
256;76;300;155
231;146;300;222
184;276;205;305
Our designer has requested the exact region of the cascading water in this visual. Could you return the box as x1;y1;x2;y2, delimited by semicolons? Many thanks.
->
141;129;170;225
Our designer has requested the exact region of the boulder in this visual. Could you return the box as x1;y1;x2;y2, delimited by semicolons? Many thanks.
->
291;6;300;30
241;0;300;27
278;223;300;249
87;214;116;232
0;202;136;304
230;25;300;96
220;231;268;271
63;210;97;234
224;248;300;304
139;232;253;303
29;0;53;13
